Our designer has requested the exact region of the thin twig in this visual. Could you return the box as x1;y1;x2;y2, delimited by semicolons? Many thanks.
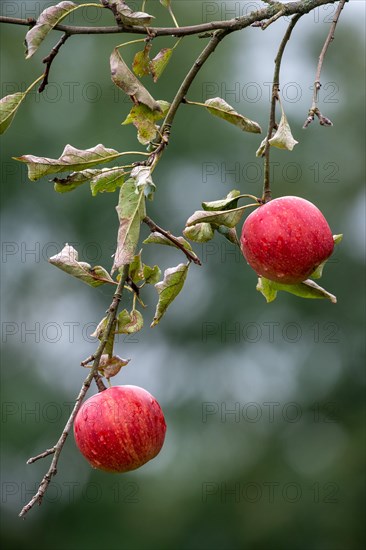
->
19;265;129;518
0;16;36;27
143;31;228;171
147;30;229;169
80;355;95;366
0;1;338;37
38;33;70;93
166;32;228;129
303;0;347;128
143;216;202;266
262;14;302;203
26;448;55;465
262;9;286;30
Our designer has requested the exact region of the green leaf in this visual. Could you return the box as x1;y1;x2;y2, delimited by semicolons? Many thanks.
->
310;233;343;280
90;167;125;196
52;167;124;194
0;92;27;135
143;264;161;285
202;190;242;211
25;1;77;59
15;144;122;181
112;178;146;271
151;263;189;327
160;0;171;7
53;169;103;193
150;48;173;82
129;251;144;283
204;98;262;134
93;265;115;280
116;309;144;333
0;75;44;135
333;234;343;245
268;101;298;151
122;100;169;145
110;48;161;112
49;244;115;287
53;169;100;193
256;277;277;303
310;260;327;280
217;225;240;247
257;277;337;304
130;165;156;200
132;43;152;77
183;222;214;243
143;232;194;252
111;1;154;25
186;205;254;229
256;137;267;158
127;253;161;285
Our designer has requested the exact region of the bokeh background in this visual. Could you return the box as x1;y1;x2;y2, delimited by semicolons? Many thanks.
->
1;1;365;548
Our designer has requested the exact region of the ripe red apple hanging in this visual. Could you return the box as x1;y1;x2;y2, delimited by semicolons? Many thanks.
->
240;196;334;284
74;385;166;473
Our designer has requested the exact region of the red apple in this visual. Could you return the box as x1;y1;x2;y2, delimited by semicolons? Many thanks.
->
240;196;334;284
74;385;166;473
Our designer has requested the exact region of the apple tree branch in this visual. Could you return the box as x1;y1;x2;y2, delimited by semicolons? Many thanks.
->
303;0;347;127
19;264;130;518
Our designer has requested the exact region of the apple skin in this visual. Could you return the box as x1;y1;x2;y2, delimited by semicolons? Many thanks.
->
240;196;334;284
74;385;166;473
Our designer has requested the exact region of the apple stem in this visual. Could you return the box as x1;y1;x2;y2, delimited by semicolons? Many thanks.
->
262;14;302;203
94;373;108;392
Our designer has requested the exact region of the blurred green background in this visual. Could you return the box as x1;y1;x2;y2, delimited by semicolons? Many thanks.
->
1;1;365;549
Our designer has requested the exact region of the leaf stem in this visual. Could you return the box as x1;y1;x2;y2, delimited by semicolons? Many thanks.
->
120;151;150;156
25;74;46;94
172;36;183;50
168;5;179;29
239;194;261;203
182;99;208;108
115;38;147;49
77;3;105;9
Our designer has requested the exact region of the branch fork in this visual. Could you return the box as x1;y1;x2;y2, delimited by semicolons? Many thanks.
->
39;33;70;93
143;216;202;266
303;0;346;128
